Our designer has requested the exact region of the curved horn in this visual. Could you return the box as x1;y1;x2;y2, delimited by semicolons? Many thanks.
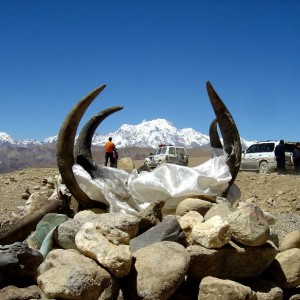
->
206;81;241;197
74;106;123;164
56;85;106;209
74;106;123;178
209;118;223;149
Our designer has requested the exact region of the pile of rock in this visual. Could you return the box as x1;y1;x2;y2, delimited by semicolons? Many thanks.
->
0;189;300;299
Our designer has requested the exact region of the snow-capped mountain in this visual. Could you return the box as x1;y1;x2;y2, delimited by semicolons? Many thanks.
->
92;119;211;148
0;132;42;147
0;119;253;149
0;132;14;145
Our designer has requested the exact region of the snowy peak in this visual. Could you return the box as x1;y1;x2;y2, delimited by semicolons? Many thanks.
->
0;132;15;144
92;118;210;148
1;118;252;149
0;132;41;147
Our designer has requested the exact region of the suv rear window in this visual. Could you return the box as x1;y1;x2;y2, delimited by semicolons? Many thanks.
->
263;143;275;152
284;143;296;152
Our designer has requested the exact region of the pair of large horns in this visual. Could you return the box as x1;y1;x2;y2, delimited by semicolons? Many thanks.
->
56;85;123;209
56;82;241;209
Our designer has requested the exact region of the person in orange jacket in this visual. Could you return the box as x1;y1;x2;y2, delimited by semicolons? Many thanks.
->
104;137;115;167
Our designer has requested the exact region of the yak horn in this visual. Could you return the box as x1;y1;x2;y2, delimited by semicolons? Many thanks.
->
74;106;123;178
206;81;241;196
209;118;223;149
56;85;107;209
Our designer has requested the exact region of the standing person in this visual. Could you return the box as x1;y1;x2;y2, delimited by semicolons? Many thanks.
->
113;147;119;168
274;140;285;175
292;142;300;175
104;137;115;167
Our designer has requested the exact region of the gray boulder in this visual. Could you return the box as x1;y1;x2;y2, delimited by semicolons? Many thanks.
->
227;203;270;246
187;241;278;281
280;230;300;252
37;248;118;300
137;200;164;234
176;198;214;217
263;248;300;288
0;285;50;300
55;212;140;249
121;241;190;300
246;278;283;300
0;242;43;288
130;215;186;253
198;276;256;300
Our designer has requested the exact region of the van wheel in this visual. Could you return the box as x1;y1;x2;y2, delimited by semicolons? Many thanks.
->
259;161;269;174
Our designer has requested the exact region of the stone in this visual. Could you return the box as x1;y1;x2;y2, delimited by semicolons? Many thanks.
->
177;211;203;245
0;242;44;288
23;192;50;215
137;200;164;234
0;285;49;300
75;222;132;278
280;230;300;252
130;215;186;253
203;201;233;221
118;157;135;173
198;276;256;300
176;198;214;217
227;203;270;246
37;249;118;300
187;241;278;281
55;212;140;249
75;208;107;218
54;218;83;250
121;241;190;300
21;189;31;200
191;215;231;249
263;211;276;225
246;278;283;300
27;213;69;250
263;248;300;288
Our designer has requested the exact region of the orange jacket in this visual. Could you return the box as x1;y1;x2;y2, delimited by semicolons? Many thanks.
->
104;141;115;153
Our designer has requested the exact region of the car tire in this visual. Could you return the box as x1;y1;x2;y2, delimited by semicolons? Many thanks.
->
259;161;269;174
177;154;184;162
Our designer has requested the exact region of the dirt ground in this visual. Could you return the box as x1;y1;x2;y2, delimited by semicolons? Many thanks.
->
0;159;299;227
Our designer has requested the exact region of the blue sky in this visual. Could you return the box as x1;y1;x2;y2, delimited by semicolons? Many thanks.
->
0;0;299;142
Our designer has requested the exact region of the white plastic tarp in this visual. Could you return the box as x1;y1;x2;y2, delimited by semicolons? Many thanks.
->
73;154;233;214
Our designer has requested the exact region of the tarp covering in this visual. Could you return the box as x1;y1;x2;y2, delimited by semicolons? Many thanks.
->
73;154;236;214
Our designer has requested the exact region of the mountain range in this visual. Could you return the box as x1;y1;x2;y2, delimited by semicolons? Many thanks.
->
0;118;253;173
0;118;252;149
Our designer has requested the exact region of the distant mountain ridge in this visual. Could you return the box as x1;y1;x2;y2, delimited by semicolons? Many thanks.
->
0;118;254;173
0;118;253;149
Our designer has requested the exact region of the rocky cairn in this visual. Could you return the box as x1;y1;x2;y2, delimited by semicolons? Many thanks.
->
0;162;300;300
